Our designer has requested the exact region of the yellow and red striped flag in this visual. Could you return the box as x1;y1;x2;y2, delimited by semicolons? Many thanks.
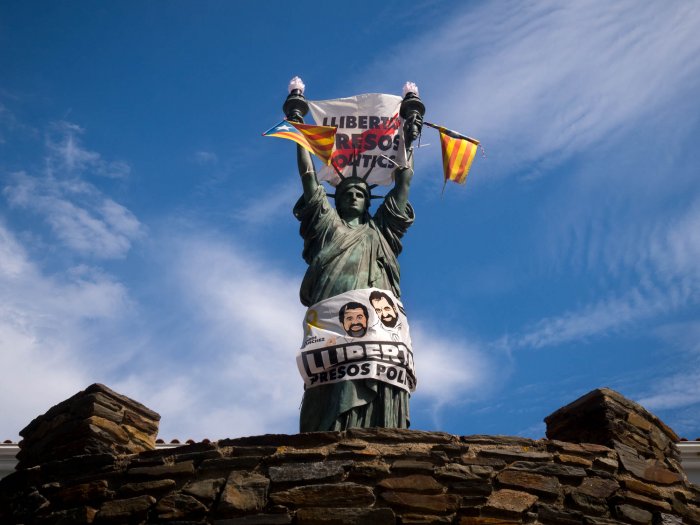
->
262;120;337;165
425;122;480;184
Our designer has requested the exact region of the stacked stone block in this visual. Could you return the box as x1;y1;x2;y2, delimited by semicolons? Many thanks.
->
16;383;160;469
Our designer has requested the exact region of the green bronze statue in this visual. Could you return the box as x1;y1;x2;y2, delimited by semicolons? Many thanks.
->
286;84;424;432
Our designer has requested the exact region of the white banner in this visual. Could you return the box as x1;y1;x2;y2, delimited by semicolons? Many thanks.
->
308;94;407;187
297;288;416;393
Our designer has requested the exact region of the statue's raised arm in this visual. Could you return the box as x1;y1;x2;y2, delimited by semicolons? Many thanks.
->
387;89;424;214
296;142;318;204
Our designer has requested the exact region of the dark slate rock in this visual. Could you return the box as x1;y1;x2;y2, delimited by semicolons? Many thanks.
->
620;490;672;512
615;503;653;523
507;460;587;479
127;460;195;478
537;503;584;525
268;460;350;483
380;491;459;514
182;477;225;502
155;492;208;520
401;513;453;524
200;456;262;472
217;471;270;514
449;478;493;496
49;479;111;506
213;514;293;525
461;435;539;447
377;474;444;493
118;478;177;496
218;432;340;448
391;459;436;473
496;470;561;497
478;448;551;463
95;495;155;522
270;482;374;508
459;518;523;525
565;490;609;516
36;506;98;524
295;507;395;525
483;489;538;516
348;460;391;479
577;477;620;499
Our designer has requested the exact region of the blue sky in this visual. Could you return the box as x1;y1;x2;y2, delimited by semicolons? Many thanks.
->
2;1;700;441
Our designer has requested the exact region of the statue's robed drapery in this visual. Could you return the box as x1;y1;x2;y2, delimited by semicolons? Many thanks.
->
294;185;415;432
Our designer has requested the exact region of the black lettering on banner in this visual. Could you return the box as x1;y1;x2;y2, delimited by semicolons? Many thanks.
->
303;342;414;372
393;135;400;150
365;343;381;358
377;156;388;168
336;134;350;150
359;116;368;129
310;374;319;384
347;364;360;377
378;136;393;151
329;368;337;380
337;365;346;379
361;363;371;375
320;372;328;382
387;367;397;380
345;345;364;361
346;116;357;128
381;344;401;364
376;364;387;375
369;116;380;129
363;133;377;150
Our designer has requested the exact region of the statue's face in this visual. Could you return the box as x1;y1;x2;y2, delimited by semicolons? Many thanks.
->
342;307;368;337
371;297;398;328
337;186;367;220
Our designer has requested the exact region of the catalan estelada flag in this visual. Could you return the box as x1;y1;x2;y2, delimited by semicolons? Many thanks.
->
425;122;480;185
262;120;337;165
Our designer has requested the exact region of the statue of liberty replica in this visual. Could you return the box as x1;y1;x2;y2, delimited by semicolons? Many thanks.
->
274;78;424;432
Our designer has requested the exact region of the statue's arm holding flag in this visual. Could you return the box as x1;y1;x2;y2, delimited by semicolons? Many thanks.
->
296;138;319;204
384;82;424;214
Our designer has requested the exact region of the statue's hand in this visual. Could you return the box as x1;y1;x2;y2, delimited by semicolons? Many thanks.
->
286;111;304;124
404;113;424;147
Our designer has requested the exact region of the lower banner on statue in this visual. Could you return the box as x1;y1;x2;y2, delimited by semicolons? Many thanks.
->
297;288;416;393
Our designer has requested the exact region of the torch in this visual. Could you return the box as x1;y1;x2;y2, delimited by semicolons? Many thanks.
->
400;81;425;150
283;76;309;123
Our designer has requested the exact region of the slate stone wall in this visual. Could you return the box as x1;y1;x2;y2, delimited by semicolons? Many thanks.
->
1;387;699;524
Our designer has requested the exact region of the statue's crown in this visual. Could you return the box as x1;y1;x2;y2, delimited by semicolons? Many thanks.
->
333;176;371;202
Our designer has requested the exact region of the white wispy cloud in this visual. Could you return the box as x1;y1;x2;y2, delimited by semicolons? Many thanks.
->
505;195;700;352
0;220;134;439
638;369;700;412
234;181;299;226
46;121;130;178
4;171;145;258
193;150;219;165
370;1;700;177
410;323;502;429
110;232;306;438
